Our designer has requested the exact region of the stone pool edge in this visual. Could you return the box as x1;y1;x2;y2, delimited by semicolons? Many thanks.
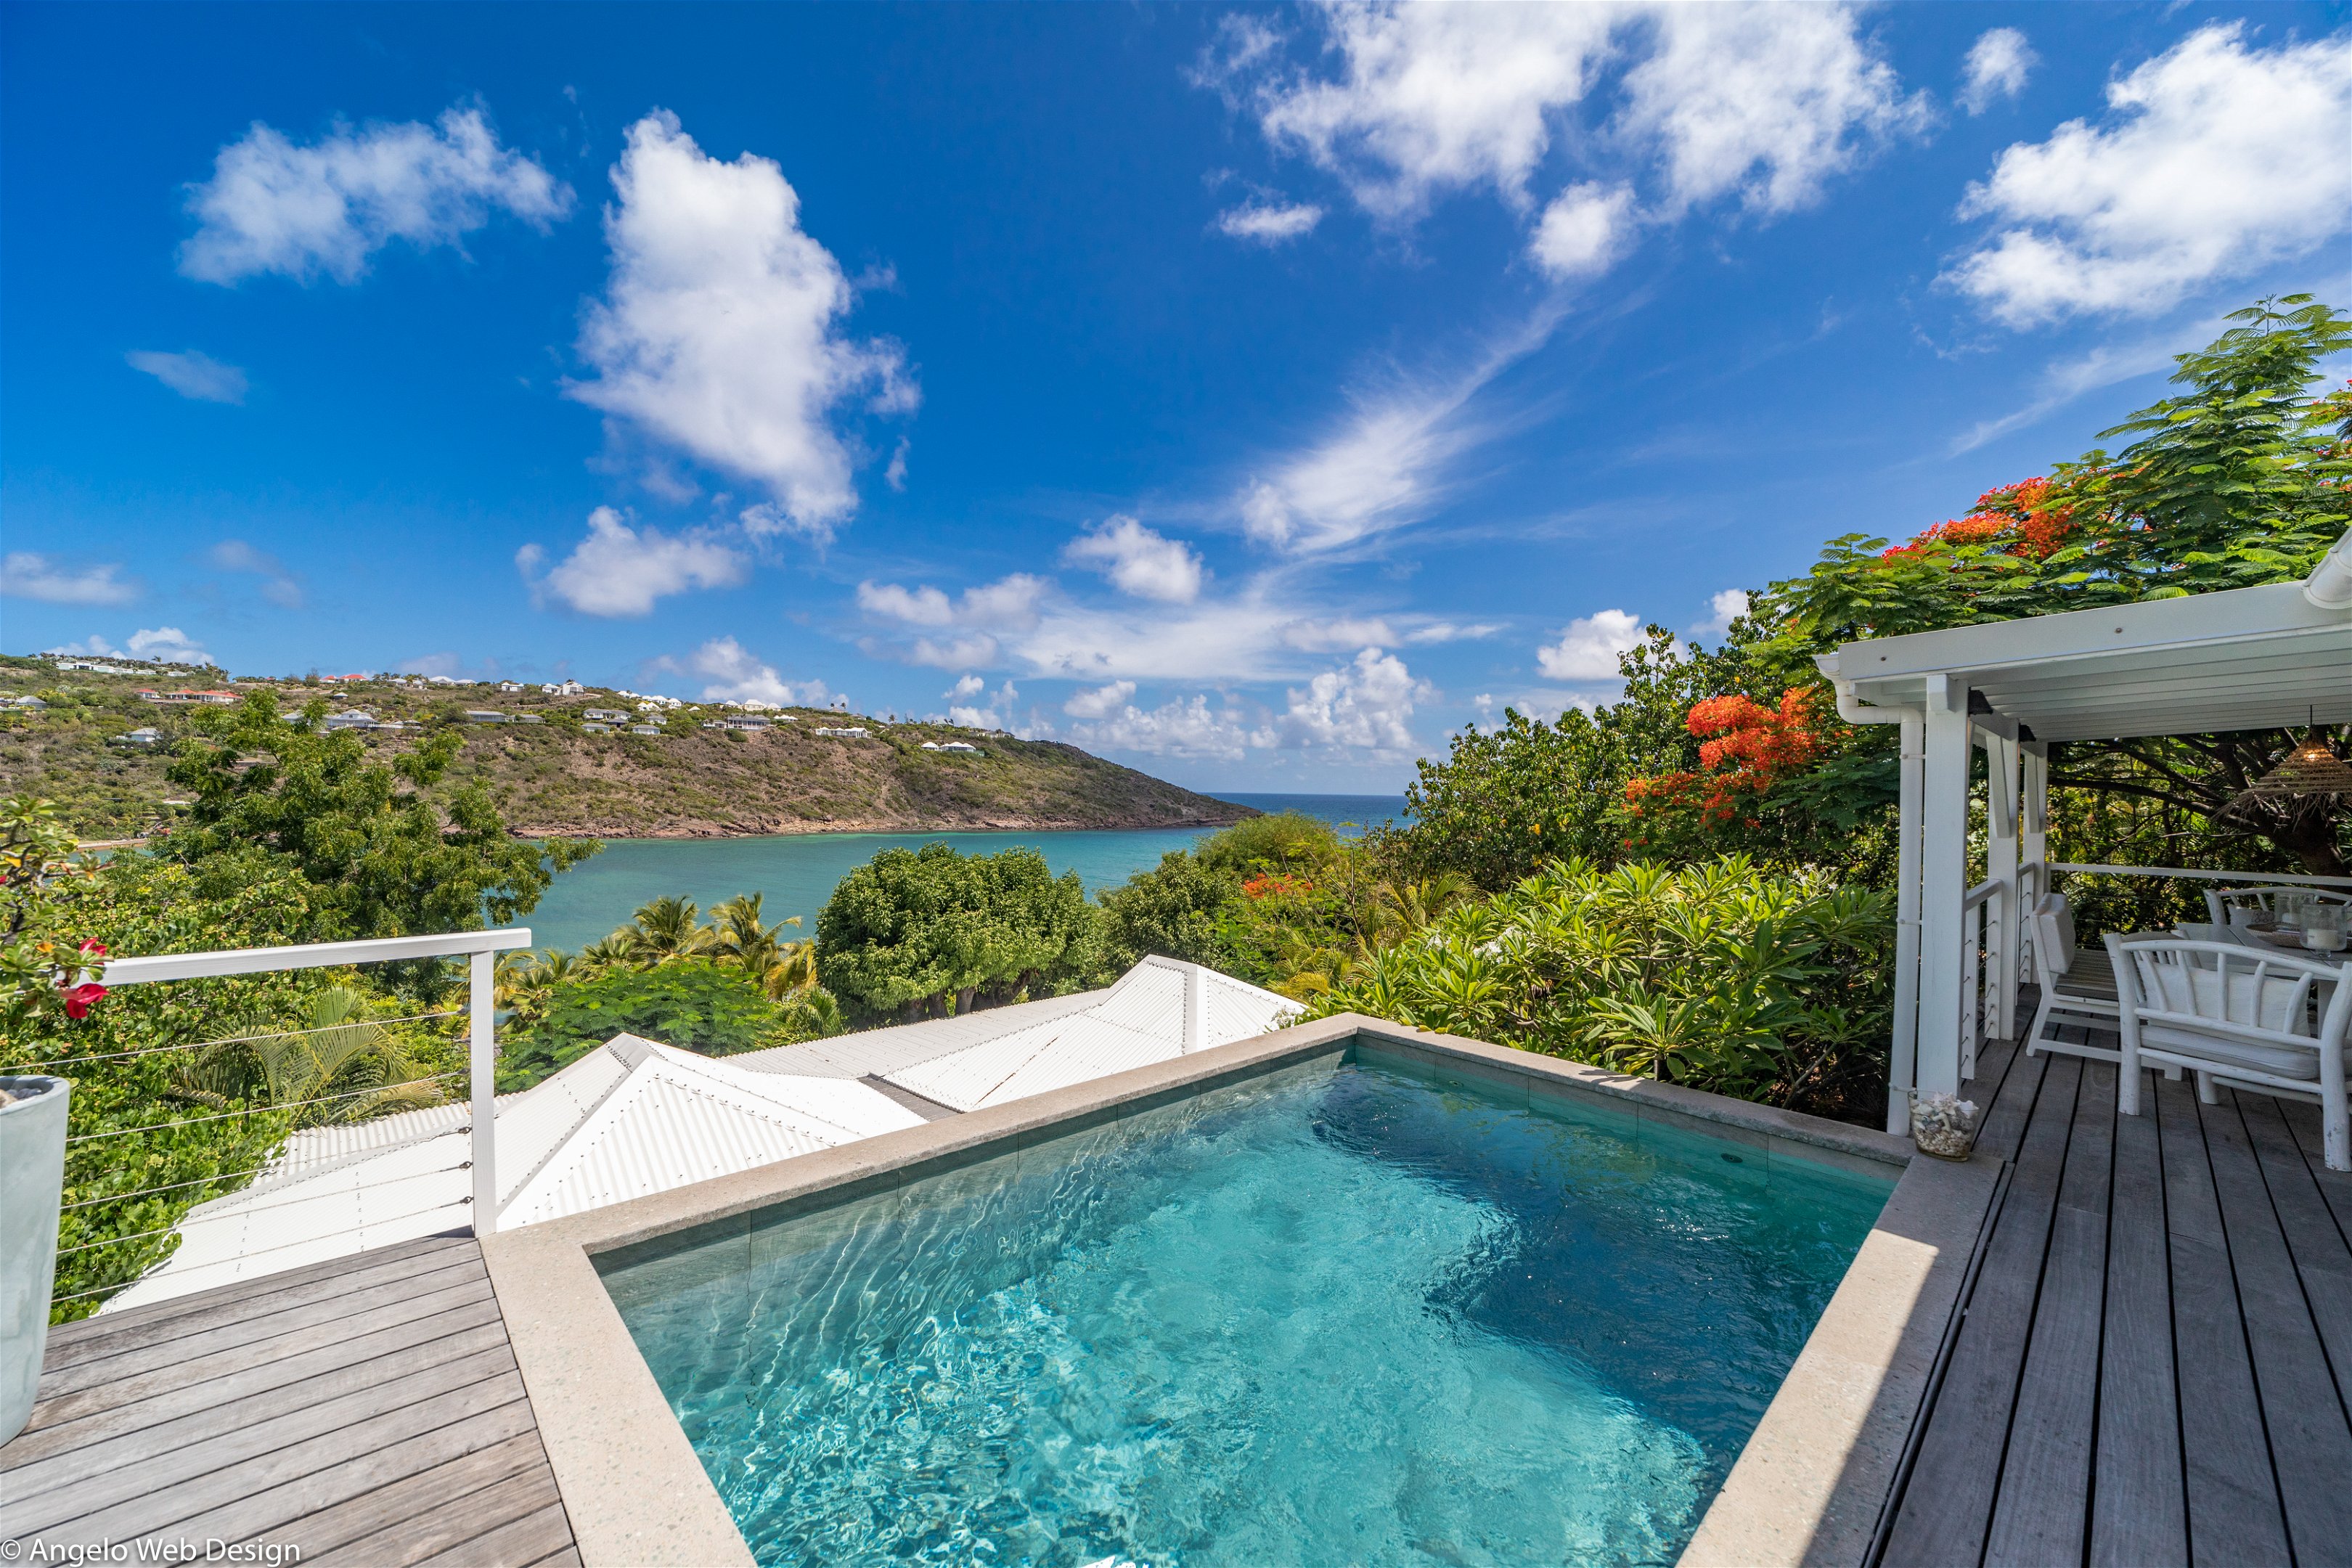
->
479;1013;1971;1568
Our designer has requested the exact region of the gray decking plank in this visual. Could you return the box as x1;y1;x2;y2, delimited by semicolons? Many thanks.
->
40;1234;478;1369
526;1548;583;1568
1985;1059;2114;1568
38;1251;486;1400
9;1297;507;1461
2201;1091;2352;1561
407;1499;577;1568
2282;1098;2352;1242
28;1373;534;1542
34;1376;536;1546
21;1274;495;1433
0;1339;518;1527
1881;1052;2078;1568
1970;1030;2041;1163
295;1437;565;1566
2090;1066;2188;1568
2238;1094;2352;1418
2157;1074;2292;1567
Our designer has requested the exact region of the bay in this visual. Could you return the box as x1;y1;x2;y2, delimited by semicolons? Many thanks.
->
520;792;1407;954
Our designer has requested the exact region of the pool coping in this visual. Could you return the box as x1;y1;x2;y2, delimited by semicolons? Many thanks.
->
478;1013;1987;1568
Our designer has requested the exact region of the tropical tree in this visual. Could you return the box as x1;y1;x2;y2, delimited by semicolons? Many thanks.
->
176;987;446;1127
161;693;599;944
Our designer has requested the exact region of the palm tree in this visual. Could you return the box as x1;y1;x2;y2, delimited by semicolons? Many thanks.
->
616;895;709;964
704;893;821;1000
179;987;445;1125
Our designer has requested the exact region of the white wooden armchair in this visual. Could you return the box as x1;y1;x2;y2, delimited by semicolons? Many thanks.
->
2104;934;2351;1171
2023;893;2124;1064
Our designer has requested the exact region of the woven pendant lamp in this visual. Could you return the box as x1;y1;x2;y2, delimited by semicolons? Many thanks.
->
2223;720;2352;823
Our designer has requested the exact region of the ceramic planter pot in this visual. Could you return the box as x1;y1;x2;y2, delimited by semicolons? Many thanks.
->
1;1075;70;1446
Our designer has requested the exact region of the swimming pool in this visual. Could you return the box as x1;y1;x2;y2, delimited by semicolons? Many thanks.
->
602;1053;1892;1567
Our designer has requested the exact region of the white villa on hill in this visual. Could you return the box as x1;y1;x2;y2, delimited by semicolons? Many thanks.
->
107;957;1299;1311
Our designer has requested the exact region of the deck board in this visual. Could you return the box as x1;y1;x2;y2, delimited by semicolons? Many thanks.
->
2;1236;576;1567
1875;993;2349;1568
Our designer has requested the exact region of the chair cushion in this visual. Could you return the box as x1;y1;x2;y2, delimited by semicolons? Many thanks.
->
2138;1025;2322;1082
2051;950;2118;1001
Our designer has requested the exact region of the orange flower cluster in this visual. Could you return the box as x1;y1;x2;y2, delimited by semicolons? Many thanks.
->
1622;688;1824;829
1241;872;1315;900
1880;476;2078;563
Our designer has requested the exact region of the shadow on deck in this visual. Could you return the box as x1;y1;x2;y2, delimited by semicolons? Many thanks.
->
2;1233;578;1567
1874;1000;2352;1567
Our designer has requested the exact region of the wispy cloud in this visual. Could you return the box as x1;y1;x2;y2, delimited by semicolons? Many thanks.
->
1950;330;2190;454
4;552;140;606
127;350;248;404
208;539;303;608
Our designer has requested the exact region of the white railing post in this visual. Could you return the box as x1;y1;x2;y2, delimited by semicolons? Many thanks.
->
1985;734;2020;1040
2021;744;2049;981
469;949;498;1236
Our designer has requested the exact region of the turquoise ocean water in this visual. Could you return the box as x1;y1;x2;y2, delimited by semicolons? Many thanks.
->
608;1055;1889;1567
521;793;1405;952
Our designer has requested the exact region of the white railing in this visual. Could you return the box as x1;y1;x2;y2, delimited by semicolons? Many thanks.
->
1961;879;2001;1081
2048;863;2352;889
44;928;535;1308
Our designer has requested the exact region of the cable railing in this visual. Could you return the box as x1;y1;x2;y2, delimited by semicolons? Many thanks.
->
25;926;531;1314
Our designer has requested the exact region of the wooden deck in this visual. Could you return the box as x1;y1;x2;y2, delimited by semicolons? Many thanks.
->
1877;1004;2352;1567
2;1233;579;1568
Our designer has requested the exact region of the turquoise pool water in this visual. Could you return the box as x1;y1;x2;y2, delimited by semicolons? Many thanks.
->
604;1056;1890;1567
523;792;1405;952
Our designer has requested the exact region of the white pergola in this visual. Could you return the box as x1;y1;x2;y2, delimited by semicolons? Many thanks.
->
1816;531;2352;1134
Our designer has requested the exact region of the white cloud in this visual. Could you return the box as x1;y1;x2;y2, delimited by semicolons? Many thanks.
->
1959;28;2036;115
1277;647;1428;753
179;105;568;285
1063;516;1204;603
1066;693;1271;761
569;112;915;541
1947;25;2352;326
1950;329;2190;453
518;506;747;617
657;635;829;707
948;704;1004;730
884;438;910;492
906;634;1002;670
1238;375;1485;555
1063;679;1138;719
41;628;215;666
1281;616;1397;652
1691;589;1749;639
398;653;464;679
1530;181;1635;279
3;552;140;606
1233;1;1620;218
208;539;303;608
1405;621;1502;644
126;350;248;404
858;573;1046;633
947;673;987;700
1214;2;1918;236
127;626;211;664
1537;608;1643;680
1617;3;1927;217
1216;200;1326;243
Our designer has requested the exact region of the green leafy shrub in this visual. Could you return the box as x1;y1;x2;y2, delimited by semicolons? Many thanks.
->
498;959;831;1089
1300;857;1892;1124
817;841;1103;1020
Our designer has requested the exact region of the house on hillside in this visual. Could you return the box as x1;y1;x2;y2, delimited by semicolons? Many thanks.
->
814;725;870;738
581;708;628;722
110;727;163;747
541;679;586;697
463;710;508;724
101;957;1299;1310
137;690;236;705
922;739;982;754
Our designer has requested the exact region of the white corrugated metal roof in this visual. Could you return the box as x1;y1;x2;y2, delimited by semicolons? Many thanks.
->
881;957;1298;1114
102;959;1297;1312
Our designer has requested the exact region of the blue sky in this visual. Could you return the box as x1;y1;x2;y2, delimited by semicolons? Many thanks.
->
5;2;2348;792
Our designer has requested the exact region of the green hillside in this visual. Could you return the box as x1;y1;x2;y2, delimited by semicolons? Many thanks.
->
0;658;1254;840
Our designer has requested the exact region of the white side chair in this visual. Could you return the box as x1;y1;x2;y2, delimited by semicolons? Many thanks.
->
2022;893;2126;1064
2105;934;2351;1171
2206;886;2352;927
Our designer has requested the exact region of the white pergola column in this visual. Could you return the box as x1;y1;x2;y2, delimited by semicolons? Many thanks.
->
2020;743;2049;981
1885;713;1924;1135
1916;676;1972;1098
1984;732;2020;1043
